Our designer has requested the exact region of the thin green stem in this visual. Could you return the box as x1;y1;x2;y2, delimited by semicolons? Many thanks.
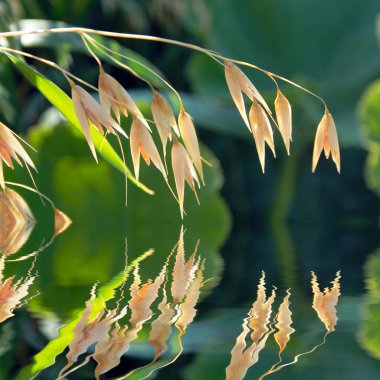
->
80;32;103;69
0;27;326;106
84;34;183;107
83;33;154;90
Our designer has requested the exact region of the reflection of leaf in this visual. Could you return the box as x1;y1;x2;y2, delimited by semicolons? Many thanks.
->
64;291;127;371
16;251;151;380
43;229;206;379
92;264;166;376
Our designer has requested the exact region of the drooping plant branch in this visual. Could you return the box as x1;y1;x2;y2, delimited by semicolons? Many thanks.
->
0;27;340;217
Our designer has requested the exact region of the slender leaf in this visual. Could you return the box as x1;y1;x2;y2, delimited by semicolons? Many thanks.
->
4;52;153;194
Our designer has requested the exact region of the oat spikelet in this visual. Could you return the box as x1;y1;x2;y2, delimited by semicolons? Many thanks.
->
151;90;180;153
249;100;276;173
274;90;292;155
274;290;294;353
130;116;167;181
0;122;36;189
170;228;197;303
171;139;200;218
311;271;341;333
99;69;147;125
224;61;272;131
248;272;276;344
71;84;128;162
178;108;204;183
312;109;340;173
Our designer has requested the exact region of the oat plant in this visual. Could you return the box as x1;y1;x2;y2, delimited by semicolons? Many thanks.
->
0;27;340;216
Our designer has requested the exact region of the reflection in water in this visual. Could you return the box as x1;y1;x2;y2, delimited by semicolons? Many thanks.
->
311;271;341;334
53;207;72;238
0;188;35;255
226;272;341;380
0;187;71;324
225;273;275;380
56;229;205;380
0;255;37;323
0;186;72;257
273;290;294;354
360;248;380;359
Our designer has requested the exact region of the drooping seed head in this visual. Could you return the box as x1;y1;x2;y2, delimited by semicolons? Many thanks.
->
224;61;272;133
99;70;146;125
71;84;128;162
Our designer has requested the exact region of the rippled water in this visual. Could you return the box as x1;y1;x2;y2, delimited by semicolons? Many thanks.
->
1;174;380;380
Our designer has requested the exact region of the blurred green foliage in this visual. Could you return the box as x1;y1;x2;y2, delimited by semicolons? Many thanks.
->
359;80;380;197
360;249;380;360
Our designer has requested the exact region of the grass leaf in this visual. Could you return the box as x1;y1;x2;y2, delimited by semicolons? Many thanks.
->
4;52;153;194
